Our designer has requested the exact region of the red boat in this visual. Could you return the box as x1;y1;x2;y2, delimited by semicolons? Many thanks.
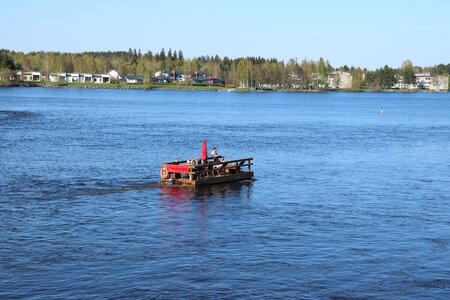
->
160;156;254;187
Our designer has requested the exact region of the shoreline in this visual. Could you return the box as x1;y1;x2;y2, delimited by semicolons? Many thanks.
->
0;81;447;93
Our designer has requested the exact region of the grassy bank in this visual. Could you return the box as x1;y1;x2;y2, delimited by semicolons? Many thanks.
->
1;81;447;93
12;81;227;91
0;81;20;87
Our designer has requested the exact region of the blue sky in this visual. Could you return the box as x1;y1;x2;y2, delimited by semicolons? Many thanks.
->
3;0;449;69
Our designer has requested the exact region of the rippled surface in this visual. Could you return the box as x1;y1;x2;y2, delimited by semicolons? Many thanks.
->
1;88;450;298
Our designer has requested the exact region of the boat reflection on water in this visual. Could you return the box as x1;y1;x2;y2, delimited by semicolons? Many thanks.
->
159;180;253;202
159;181;253;234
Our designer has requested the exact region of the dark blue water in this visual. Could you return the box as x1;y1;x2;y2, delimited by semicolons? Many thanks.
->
1;88;450;299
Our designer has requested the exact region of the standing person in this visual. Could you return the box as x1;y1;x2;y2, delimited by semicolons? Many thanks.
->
211;147;218;162
380;106;383;114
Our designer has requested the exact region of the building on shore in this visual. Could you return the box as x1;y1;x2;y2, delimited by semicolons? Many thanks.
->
190;71;225;86
49;72;110;84
108;70;121;81
393;73;448;91
192;77;225;87
393;75;412;90
49;73;66;82
415;73;432;89
327;71;352;89
20;71;43;81
154;70;185;82
430;75;449;91
66;73;80;83
92;74;110;83
80;74;93;83
123;75;144;84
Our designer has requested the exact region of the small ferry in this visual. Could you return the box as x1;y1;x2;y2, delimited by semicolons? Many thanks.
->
160;156;253;187
159;141;253;187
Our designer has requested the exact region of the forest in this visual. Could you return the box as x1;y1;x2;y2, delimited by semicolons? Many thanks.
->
1;48;450;89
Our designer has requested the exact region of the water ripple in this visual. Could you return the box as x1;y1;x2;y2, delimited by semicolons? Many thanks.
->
1;89;450;298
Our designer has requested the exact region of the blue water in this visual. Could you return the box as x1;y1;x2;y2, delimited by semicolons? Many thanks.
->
1;88;450;299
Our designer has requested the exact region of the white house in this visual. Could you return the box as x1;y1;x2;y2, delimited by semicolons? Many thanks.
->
21;71;43;81
430;75;449;91
124;75;144;84
393;73;448;91
393;75;406;89
155;70;171;77
393;75;417;89
66;73;80;83
49;72;110;84
92;74;110;83
328;71;352;89
415;73;432;89
80;74;93;83
49;73;67;82
108;70;121;80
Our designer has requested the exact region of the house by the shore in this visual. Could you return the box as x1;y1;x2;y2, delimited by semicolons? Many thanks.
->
328;71;353;89
19;71;43;82
123;75;144;84
48;73;110;84
108;70;144;84
153;70;185;83
190;71;225;86
393;73;449;91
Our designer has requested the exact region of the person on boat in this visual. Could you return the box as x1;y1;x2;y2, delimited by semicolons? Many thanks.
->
211;147;218;162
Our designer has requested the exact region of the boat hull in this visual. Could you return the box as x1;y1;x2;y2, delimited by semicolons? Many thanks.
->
161;172;253;187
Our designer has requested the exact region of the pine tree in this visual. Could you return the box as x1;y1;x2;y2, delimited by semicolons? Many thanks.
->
178;50;184;65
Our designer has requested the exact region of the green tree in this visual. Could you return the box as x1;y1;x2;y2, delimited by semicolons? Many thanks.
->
317;57;331;88
159;48;166;70
0;50;18;70
285;58;297;82
178;50;184;65
236;59;254;87
173;50;178;62
0;50;20;83
352;67;364;89
128;50;138;74
300;59;317;89
400;59;416;86
378;65;397;89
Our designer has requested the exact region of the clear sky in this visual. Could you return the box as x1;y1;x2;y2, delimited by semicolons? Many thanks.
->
2;0;449;69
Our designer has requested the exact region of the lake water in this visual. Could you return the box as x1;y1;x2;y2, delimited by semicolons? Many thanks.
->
1;88;450;299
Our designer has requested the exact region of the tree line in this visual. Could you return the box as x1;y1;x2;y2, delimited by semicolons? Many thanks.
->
1;48;449;89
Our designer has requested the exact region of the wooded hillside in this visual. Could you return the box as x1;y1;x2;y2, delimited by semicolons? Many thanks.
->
2;48;450;89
